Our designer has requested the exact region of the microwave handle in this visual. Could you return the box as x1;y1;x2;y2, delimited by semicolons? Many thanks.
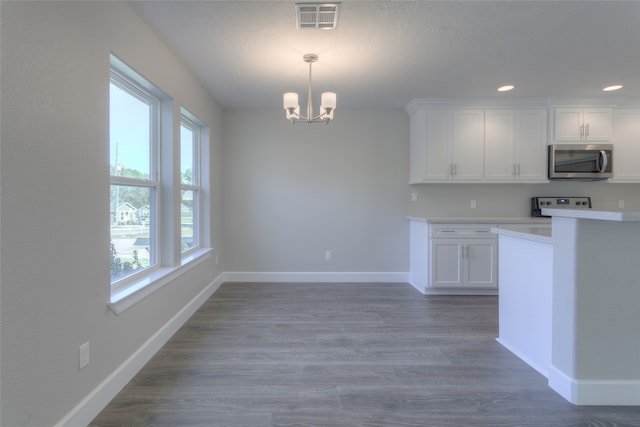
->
599;150;608;173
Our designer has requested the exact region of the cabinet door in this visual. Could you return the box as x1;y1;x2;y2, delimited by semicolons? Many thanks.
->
424;110;453;181
465;239;498;288
612;109;640;182
554;108;612;142
452;110;484;181
430;239;463;287
515;110;548;182
583;108;612;141
484;110;516;181
554;108;583;141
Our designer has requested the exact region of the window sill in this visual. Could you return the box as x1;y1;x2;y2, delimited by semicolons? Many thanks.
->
109;248;213;316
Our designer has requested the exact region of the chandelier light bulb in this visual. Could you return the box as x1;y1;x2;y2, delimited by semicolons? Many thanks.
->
283;92;299;110
321;92;337;111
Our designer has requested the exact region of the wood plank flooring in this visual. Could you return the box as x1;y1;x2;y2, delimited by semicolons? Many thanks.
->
90;283;640;426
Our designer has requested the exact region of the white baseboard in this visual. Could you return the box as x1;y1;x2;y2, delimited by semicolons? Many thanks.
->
55;273;226;427
424;288;498;296
548;365;640;405
223;271;410;284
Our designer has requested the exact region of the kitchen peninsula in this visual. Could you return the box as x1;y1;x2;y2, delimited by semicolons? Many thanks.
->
493;209;640;406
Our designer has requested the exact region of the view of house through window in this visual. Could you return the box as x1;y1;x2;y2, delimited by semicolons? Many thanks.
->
109;72;158;284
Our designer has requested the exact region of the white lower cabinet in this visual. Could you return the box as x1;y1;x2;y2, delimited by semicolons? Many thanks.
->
430;237;497;289
409;219;553;295
429;224;498;292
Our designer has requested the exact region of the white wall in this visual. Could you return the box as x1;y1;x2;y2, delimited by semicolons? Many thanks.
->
222;108;410;274
0;2;224;426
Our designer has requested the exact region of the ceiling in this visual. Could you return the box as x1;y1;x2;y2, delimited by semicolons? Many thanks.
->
129;1;640;110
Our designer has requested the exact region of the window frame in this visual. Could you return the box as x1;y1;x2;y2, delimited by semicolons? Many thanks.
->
109;69;161;290
179;113;202;255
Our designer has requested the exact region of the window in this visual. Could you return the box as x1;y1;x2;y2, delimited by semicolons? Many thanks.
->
108;55;211;311
180;114;201;253
109;70;160;286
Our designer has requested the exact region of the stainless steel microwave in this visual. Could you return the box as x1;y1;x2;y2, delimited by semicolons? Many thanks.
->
548;144;613;180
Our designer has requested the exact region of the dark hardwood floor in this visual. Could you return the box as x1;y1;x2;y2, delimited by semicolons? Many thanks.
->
90;283;640;426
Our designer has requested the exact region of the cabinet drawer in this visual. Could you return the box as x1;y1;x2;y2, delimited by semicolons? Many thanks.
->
430;224;497;238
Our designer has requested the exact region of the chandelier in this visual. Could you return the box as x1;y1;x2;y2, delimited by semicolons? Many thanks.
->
283;53;336;124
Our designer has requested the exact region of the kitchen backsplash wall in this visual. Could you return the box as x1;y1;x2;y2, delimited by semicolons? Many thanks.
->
408;182;640;218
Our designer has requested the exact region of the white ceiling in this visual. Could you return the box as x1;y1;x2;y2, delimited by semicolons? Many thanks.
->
130;0;640;110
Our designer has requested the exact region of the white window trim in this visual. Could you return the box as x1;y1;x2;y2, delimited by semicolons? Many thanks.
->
180;114;202;256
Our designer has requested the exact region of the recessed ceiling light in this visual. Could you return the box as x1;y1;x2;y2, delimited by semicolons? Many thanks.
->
498;85;514;92
603;85;623;92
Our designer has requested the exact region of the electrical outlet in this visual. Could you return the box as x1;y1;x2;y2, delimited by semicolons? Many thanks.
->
470;200;477;209
79;342;90;370
411;192;418;202
325;250;332;261
619;200;625;209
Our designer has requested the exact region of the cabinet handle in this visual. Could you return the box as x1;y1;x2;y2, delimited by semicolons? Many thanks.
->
580;124;584;139
585;123;589;138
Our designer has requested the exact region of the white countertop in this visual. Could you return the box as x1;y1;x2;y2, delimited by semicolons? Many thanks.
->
541;209;640;221
491;225;552;244
408;216;551;224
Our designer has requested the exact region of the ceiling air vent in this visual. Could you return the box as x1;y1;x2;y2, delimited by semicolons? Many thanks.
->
296;2;340;30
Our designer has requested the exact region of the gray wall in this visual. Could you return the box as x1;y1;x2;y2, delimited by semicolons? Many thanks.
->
408;182;640;218
222;108;410;273
1;2;224;426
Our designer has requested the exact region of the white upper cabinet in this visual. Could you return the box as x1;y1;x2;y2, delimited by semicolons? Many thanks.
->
408;99;633;184
484;109;548;183
452;110;485;181
516;110;549;181
409;108;484;183
421;109;452;182
553;107;612;142
611;109;640;182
